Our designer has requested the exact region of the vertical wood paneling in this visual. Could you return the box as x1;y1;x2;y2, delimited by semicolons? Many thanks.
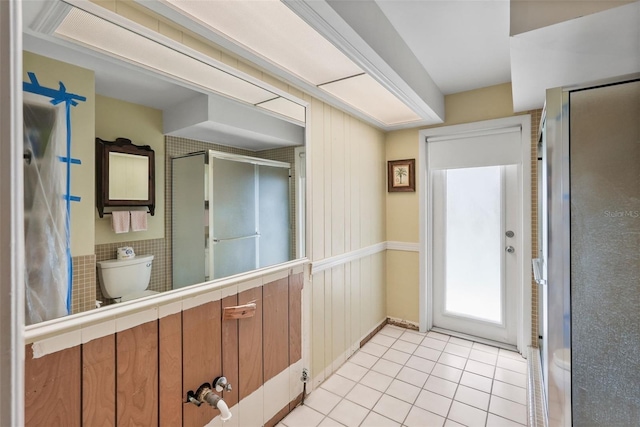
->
323;103;333;258
350;121;361;251
238;287;263;400
311;272;326;383
344;116;352;254
323;271;333;374
263;277;290;382
222;294;240;408
344;263;353;357
331;108;345;255
331;266;345;368
311;97;326;261
350;259;362;352
25;271;305;427
25;345;81;427
182;301;222;427
159;313;183;427
289;272;303;363
82;336;116;426
308;97;387;383
117;321;158;426
361;256;373;332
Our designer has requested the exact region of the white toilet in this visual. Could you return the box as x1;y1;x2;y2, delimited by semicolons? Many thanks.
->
550;348;571;393
97;254;157;302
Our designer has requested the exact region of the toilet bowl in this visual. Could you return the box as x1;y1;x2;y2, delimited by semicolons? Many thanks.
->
97;254;157;302
550;348;571;393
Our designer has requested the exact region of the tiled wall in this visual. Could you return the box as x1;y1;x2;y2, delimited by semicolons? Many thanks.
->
71;254;97;314
94;238;167;304
528;109;542;347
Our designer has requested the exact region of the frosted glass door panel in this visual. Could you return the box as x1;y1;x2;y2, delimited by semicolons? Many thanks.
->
213;239;257;279
211;158;256;239
445;166;502;322
172;154;206;288
211;157;257;278
569;81;640;424
258;165;291;268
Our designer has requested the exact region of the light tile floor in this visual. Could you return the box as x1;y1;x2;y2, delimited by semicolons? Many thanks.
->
280;326;528;427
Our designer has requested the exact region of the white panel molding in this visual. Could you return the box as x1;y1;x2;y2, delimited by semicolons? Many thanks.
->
311;241;419;275
311;242;385;274
386;241;420;252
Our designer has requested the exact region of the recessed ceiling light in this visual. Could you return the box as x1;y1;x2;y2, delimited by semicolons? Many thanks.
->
164;0;363;86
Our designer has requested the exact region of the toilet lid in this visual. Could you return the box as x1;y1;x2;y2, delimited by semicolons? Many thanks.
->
553;348;571;370
120;290;158;302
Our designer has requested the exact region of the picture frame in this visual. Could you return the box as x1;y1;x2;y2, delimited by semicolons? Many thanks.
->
387;159;415;192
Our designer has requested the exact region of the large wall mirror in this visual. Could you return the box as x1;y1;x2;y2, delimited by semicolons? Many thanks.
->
22;0;307;324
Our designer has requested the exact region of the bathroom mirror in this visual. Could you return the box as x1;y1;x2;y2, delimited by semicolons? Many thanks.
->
22;0;307;322
95;137;155;218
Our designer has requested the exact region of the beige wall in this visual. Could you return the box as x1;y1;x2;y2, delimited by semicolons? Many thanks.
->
23;51;96;256
510;0;633;36
94;95;164;244
385;82;528;324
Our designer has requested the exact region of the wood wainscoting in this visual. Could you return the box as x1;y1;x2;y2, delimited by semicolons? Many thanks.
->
24;270;304;427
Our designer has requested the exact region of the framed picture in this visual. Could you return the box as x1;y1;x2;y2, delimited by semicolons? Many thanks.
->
388;159;415;192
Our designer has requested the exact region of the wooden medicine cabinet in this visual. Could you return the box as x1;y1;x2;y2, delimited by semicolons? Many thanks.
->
95;137;155;218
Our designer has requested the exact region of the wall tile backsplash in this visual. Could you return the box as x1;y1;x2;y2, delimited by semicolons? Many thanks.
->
71;254;97;314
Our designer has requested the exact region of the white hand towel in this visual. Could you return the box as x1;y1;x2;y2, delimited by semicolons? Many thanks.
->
130;210;148;232
111;211;130;234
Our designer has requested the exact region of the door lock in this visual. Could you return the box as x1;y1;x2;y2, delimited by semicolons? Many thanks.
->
505;230;515;238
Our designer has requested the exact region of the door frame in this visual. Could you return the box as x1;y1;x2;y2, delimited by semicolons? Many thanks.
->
418;115;532;354
0;0;25;424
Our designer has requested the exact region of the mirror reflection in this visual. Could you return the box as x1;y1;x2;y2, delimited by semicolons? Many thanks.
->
22;2;306;324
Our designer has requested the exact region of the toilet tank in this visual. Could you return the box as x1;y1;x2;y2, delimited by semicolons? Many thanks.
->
97;254;154;299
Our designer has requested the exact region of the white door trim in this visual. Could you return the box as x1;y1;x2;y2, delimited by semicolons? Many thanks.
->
0;0;25;424
418;115;532;354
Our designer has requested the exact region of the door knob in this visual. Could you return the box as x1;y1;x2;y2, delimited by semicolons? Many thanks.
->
506;246;515;253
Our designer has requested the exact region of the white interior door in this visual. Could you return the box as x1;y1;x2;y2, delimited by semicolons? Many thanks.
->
427;125;524;346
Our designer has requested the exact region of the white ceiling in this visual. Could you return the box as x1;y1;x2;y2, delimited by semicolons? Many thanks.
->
22;0;640;133
374;0;512;95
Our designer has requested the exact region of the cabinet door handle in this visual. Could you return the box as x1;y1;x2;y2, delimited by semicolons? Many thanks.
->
222;302;257;320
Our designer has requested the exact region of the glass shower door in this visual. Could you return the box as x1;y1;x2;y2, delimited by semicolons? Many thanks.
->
258;164;291;268
210;156;257;279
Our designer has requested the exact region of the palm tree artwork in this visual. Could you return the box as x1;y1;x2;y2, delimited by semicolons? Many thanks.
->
394;165;408;185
